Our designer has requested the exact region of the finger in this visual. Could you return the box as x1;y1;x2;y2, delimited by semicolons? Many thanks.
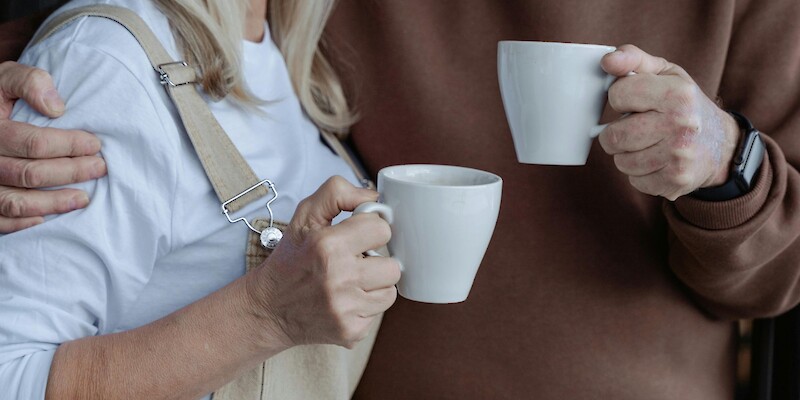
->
0;120;101;158
0;186;89;218
359;286;398;318
356;256;402;291
598;111;669;154
607;73;696;114
612;142;670;177
600;44;689;78
331;212;392;255
292;176;378;231
0;62;65;118
0;156;106;188
0;215;45;234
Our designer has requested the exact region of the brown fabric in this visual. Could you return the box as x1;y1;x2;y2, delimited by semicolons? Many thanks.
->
323;1;800;399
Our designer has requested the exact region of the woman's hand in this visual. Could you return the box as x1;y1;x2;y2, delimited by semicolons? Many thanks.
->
246;176;401;349
0;62;106;233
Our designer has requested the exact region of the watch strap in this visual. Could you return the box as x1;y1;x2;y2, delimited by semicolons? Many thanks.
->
691;173;745;201
691;110;764;202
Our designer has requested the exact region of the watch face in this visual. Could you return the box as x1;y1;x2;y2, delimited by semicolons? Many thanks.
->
739;132;765;190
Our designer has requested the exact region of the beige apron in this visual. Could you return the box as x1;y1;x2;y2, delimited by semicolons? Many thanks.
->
33;5;379;399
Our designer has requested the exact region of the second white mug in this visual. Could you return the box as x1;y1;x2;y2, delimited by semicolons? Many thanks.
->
354;164;502;304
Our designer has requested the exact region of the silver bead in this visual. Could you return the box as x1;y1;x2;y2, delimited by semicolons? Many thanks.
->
260;226;283;249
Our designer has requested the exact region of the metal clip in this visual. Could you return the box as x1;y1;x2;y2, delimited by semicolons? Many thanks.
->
221;179;283;249
156;61;196;87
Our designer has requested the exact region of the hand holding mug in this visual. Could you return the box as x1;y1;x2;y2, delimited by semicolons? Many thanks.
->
598;45;741;201
245;176;400;350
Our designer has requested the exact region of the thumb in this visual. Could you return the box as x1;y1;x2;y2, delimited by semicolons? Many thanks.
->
601;44;683;77
292;176;378;232
0;62;65;118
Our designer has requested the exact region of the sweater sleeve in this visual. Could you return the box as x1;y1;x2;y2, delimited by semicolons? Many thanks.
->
664;0;800;320
0;20;178;398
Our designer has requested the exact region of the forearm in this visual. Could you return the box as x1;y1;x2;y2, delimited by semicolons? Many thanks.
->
45;273;288;399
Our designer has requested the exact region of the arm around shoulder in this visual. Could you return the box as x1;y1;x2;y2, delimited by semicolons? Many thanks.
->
0;58;106;232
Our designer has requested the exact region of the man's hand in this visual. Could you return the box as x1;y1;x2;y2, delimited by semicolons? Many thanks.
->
598;45;741;201
0;61;106;233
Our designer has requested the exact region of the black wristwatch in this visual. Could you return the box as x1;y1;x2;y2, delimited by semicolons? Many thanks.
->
691;111;765;202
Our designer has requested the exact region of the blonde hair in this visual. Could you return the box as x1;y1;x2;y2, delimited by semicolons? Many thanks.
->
153;0;355;135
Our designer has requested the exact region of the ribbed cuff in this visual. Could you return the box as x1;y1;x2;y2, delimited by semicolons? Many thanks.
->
671;148;773;230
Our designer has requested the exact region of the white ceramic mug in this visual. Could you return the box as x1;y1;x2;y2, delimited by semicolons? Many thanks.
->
497;40;618;165
353;165;502;304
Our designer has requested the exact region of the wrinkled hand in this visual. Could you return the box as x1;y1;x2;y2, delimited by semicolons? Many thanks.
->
598;45;740;201
0;62;106;233
245;176;400;349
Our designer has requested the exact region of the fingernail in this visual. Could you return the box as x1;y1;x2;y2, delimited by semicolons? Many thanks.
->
608;49;625;58
92;159;107;178
43;89;65;115
81;137;102;155
69;193;90;211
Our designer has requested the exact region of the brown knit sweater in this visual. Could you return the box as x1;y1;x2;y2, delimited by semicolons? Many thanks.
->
3;1;799;399
323;1;800;399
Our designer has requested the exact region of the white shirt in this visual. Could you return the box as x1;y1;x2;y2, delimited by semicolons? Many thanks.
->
0;0;359;398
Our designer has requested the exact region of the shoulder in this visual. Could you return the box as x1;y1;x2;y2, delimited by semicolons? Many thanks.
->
16;0;185;143
17;0;179;130
27;0;180;86
12;1;185;214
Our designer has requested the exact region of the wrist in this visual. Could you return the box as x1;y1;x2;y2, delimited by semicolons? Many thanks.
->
692;110;765;201
704;110;742;187
240;268;294;352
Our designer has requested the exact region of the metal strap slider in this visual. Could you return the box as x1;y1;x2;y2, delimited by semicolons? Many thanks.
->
156;61;197;87
221;179;283;249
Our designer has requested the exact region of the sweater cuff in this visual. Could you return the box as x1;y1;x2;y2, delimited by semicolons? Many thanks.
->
670;142;775;230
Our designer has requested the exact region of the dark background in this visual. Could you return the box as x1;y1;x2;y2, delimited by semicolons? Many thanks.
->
0;0;61;22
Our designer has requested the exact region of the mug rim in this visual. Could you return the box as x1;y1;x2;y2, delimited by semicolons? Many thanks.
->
498;40;616;51
378;164;502;188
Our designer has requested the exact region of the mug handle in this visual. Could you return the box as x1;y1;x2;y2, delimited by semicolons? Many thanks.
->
352;202;398;261
590;71;637;138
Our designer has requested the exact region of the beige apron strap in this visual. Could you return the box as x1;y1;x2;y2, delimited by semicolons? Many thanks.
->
30;4;266;212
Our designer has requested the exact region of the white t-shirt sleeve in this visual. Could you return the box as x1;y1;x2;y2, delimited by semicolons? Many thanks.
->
0;23;178;398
